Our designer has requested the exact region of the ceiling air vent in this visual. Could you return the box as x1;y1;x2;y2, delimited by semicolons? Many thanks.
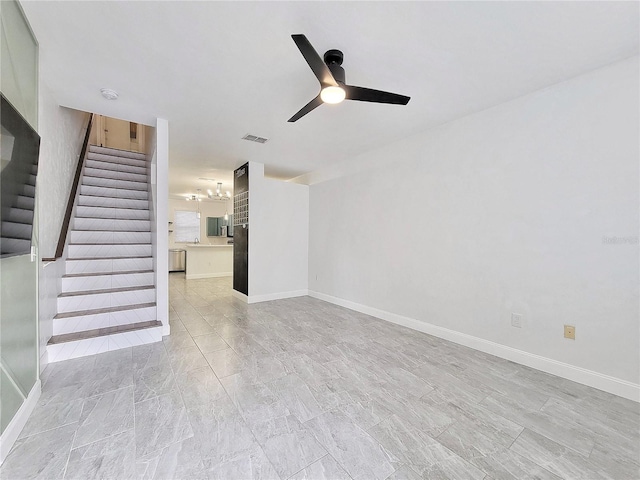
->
242;134;269;144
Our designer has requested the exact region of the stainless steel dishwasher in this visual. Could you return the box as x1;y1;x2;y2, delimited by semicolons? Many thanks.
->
169;249;186;272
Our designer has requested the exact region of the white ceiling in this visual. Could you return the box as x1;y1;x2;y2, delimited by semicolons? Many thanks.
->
21;1;639;196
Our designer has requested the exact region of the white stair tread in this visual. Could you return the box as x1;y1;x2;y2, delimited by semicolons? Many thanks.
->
48;320;161;345
54;301;156;319
59;284;154;298
63;269;153;278
89;145;146;160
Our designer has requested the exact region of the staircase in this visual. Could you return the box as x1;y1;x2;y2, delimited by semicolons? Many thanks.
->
1;163;37;256
47;145;162;362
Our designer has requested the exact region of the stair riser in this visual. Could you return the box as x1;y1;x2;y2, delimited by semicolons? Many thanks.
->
85;159;147;176
79;185;148;200
84;167;147;183
73;218;151;232
47;326;162;363
68;244;152;259
22;185;35;197
15;196;35;210
78;195;149;210
58;288;156;313
5;208;32;223
1;222;31;239
66;257;153;275
69;230;151;244
89;146;146;162
53;305;157;335
76;206;150;220
83;176;148;191
62;272;154;293
1;238;31;254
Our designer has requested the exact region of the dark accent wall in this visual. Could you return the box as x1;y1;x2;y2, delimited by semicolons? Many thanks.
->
233;163;249;295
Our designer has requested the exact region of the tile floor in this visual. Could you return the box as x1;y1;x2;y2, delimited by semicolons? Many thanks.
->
2;274;639;479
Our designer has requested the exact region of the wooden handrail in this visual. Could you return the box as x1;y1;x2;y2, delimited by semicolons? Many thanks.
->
42;113;93;261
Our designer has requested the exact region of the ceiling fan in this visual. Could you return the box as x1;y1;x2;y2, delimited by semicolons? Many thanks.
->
288;34;410;122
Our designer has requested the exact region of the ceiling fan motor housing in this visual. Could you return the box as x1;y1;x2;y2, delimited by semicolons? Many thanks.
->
324;49;346;84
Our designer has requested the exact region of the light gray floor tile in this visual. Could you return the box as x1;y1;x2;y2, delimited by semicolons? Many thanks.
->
66;429;136;480
183;318;216;336
588;441;640;480
0;422;77;480
134;361;177;403
421;454;486;480
132;342;170;372
136;436;206;480
422;390;523;448
163;330;197;354
481;393;596;456
74;385;134;448
436;419;560;479
193;333;229;354
5;275;637;480
304;409;395;480
18;395;83;439
205;348;246;378
385;465;423;480
225;333;268;356
267;373;324;422
289;455;351;480
340;397;394;430
540;396;640;460
252;414;326;479
203;443;280;480
368;414;458;472
169;345;209;375
177;366;227;408
510;428;605;479
135;389;194;457
220;373;290;428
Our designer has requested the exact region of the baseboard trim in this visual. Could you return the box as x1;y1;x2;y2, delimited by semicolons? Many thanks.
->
232;289;309;304
232;289;248;303
39;350;49;374
185;272;232;280
247;289;309;304
0;380;41;465
308;290;640;402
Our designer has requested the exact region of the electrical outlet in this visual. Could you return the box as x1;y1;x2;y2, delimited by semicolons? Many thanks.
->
511;313;523;328
564;325;575;339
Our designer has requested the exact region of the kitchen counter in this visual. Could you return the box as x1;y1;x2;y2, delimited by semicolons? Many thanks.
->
184;244;233;248
183;244;233;279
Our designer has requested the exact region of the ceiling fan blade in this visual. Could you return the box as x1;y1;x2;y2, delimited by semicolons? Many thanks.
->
291;34;338;87
288;95;323;122
344;85;410;105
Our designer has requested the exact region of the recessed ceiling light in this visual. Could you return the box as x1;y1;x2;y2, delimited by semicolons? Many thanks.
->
100;88;118;100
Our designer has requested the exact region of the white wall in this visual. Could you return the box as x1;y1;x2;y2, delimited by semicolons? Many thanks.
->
36;81;89;366
168;198;231;247
152;119;169;334
308;57;639;399
37;83;88;258
249;162;309;302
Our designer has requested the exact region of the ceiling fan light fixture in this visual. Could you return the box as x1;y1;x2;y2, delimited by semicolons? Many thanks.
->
320;86;345;104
